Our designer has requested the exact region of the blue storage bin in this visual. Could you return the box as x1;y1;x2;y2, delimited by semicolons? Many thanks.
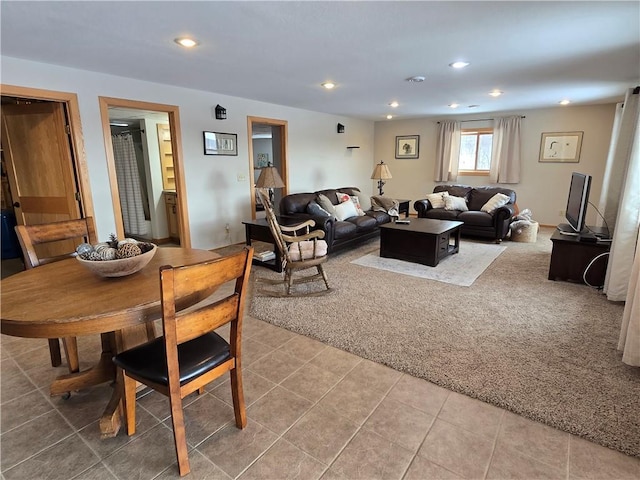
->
1;209;21;259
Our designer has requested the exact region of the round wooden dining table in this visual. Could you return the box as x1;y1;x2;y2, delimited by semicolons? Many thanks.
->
1;247;219;438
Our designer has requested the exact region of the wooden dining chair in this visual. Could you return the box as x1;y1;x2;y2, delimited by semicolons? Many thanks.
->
257;190;330;296
14;217;98;373
112;247;253;477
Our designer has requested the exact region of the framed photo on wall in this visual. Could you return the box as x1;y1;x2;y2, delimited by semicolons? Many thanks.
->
395;135;420;159
203;131;238;156
539;131;583;163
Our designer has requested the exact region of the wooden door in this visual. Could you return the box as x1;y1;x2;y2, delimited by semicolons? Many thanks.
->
1;102;82;259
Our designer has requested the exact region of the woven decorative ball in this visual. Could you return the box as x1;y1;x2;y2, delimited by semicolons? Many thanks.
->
77;244;157;277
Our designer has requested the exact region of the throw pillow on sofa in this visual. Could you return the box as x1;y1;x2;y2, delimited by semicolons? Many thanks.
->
334;199;359;221
306;201;331;218
336;192;365;216
444;195;469;211
316;194;337;217
356;194;371;212
481;193;511;213
425;191;449;209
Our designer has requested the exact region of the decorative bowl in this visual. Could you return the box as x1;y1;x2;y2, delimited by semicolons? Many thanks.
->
76;244;157;277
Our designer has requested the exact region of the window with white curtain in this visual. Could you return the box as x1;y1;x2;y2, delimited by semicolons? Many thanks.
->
459;128;493;174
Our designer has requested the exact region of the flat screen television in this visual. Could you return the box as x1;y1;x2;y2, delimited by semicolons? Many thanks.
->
558;172;592;235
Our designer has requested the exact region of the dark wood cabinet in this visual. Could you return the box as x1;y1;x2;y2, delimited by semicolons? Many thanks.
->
548;229;610;286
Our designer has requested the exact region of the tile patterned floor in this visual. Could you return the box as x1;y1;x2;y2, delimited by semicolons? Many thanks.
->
2;288;640;479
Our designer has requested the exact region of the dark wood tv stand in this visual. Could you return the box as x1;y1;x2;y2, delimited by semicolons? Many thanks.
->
548;226;610;286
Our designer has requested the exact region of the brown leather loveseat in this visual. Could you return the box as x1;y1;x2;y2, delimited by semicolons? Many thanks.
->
414;185;516;242
279;187;391;253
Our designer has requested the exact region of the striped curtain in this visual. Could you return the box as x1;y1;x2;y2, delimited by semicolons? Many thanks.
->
112;133;148;236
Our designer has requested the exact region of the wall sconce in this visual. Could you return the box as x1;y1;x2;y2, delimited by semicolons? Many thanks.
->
214;104;227;120
337;123;345;133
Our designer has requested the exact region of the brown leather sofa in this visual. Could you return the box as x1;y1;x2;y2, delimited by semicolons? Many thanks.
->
414;185;516;242
279;187;391;252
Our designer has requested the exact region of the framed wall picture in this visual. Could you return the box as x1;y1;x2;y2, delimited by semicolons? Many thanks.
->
539;131;583;163
256;153;270;167
203;131;238;156
395;135;420;159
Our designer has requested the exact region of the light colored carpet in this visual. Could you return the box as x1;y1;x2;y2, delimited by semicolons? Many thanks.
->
249;227;640;458
351;241;506;286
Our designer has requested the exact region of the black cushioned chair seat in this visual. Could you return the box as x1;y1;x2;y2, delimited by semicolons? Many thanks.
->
113;332;230;386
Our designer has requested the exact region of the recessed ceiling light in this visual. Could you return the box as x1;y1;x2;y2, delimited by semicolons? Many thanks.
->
449;61;470;69
448;103;459;108
174;37;198;48
388;101;399;108
489;90;503;97
406;76;426;83
386;115;393;119
321;82;336;89
559;99;571;105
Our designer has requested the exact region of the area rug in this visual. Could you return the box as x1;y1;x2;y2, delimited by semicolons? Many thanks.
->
351;242;506;286
249;228;640;458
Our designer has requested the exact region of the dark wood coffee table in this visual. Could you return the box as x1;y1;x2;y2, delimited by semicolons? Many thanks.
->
379;218;463;267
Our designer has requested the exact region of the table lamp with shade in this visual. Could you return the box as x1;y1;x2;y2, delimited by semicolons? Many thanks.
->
371;161;392;196
255;165;285;209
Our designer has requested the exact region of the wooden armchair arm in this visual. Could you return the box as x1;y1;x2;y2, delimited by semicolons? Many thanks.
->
281;229;326;243
279;219;317;234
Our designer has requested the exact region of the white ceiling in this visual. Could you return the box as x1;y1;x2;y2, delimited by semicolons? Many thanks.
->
2;1;639;120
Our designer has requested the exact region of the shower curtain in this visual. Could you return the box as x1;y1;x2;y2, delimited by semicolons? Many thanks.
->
112;133;149;237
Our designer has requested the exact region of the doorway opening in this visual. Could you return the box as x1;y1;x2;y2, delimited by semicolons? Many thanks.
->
247;116;288;219
98;97;190;247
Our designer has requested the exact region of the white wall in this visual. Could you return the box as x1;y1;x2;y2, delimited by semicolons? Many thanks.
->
374;104;616;226
140;118;170;239
2;56;375;249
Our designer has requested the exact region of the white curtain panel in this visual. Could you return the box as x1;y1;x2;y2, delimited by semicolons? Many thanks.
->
598;102;625;231
433;121;460;182
602;87;640;302
490;116;521;184
112;133;149;237
618;238;640;366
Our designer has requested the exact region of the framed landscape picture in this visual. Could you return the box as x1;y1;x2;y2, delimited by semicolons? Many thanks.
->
539;131;583;163
203;131;238;156
395;135;420;159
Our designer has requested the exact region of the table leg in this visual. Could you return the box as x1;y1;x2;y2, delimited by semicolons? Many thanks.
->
49;326;154;438
99;370;123;438
49;333;116;396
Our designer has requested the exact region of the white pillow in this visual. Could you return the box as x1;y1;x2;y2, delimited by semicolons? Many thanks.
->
444;195;469;211
334;199;358;220
288;240;328;261
481;193;511;213
336;192;365;216
425;191;449;209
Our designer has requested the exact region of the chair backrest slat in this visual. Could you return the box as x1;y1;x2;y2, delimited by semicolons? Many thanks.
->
15;217;98;269
160;247;253;350
175;295;239;344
